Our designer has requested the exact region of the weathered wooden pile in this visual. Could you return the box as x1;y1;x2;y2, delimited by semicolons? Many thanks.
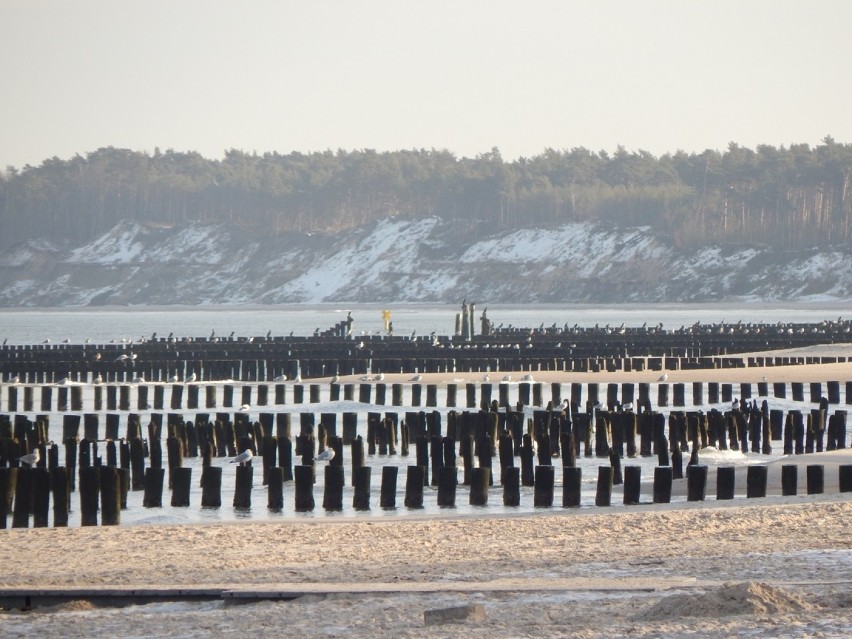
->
1;395;849;527
1;317;850;383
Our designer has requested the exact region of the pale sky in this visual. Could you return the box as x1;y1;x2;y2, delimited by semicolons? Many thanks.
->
2;0;851;170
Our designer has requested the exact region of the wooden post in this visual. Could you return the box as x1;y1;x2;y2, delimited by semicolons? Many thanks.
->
278;437;293;482
353;466;371;511
623;465;641;505
201;465;222;508
560;466;580;508
404;465;425;508
534;465;554;507
380;465;398;509
469;467;490;506
322;464;344;511
171;467;192;507
294;465;315;512
839;465;852;492
267;467;284;511
806;464;824;494
32;469;50;528
143;467;165;507
781;464;797;496
79;466;100;526
11;467;32;528
100;466;121;525
50;467;69;527
436;465;457;507
595;465;613;506
653;466;672;503
351;435;365;487
686;465;707;501
0;468;17;529
716;466;735;500
502;466;520;506
746;465;767;498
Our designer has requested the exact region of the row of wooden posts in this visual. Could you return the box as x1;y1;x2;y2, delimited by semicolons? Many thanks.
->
1;378;850;414
3;453;852;528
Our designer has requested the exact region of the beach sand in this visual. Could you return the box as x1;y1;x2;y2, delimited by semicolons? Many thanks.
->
2;344;851;637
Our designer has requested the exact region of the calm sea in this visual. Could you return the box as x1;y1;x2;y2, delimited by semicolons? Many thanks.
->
1;302;849;345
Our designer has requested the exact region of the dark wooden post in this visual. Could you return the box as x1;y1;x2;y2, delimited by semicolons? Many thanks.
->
267;467;284;511
380;465;398;509
534;465;554;507
32;469;50;528
623;465;641;505
595;465;613;506
746;465;767;498
0;468;17;529
562;466;581;508
50;467;69;527
653;466;672;503
353;466;371;510
839;465;852;492
322;464;344;511
436;466;457;507
201;465;222;508
502;466;520;506
171;467;192;507
469;467;490;506
100;466;121;525
143;467;165;507
781;464;797;496
686;465;707;501
79;465;100;525
404;465;425;508
716;466;735;500
294;465;315;512
806;464;824;494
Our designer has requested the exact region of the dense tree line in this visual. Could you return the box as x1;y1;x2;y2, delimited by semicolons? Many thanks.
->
1;138;850;251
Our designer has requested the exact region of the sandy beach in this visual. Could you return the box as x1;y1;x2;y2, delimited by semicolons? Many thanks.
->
2;344;851;637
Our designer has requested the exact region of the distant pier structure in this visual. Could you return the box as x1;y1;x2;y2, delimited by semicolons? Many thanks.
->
0;311;850;383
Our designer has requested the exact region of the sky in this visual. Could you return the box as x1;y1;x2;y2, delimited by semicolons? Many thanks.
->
2;0;852;170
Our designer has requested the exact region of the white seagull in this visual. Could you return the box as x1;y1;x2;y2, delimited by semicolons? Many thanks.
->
240;404;251;411
330;374;340;384
19;447;40;467
520;373;534;382
167;374;179;383
502;374;512;382
230;449;253;465
481;374;490;382
133;374;145;383
93;374;103;384
409;374;422;382
375;372;385;381
9;374;20;384
314;447;335;462
657;373;668;382
185;373;197;383
273;374;288;382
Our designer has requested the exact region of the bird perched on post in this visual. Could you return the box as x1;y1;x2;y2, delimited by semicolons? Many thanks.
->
230;449;253;466
657;373;668;382
314;447;335;462
19;447;40;467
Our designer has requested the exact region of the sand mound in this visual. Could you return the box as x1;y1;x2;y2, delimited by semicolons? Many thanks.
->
37;600;99;613
639;582;819;620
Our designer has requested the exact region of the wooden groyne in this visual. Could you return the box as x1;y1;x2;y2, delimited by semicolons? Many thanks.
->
1;317;849;383
0;391;848;527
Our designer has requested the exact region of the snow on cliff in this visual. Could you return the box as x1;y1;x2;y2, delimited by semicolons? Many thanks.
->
0;217;849;306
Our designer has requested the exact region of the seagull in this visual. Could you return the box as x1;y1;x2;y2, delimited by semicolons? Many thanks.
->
409;374;422;382
375;372;385;381
314;447;335;462
657;373;668;382
185;373;197;383
19;447;40;467
359;374;373;381
502;374;512;382
330;374;340;384
520;373;534;382
622;402;634;411
133;374;145;383
273;374;288;382
230;449;253;465
481;374;490;382
93;373;103;384
9;374;20;384
167;374;178;383
240;404;251;411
